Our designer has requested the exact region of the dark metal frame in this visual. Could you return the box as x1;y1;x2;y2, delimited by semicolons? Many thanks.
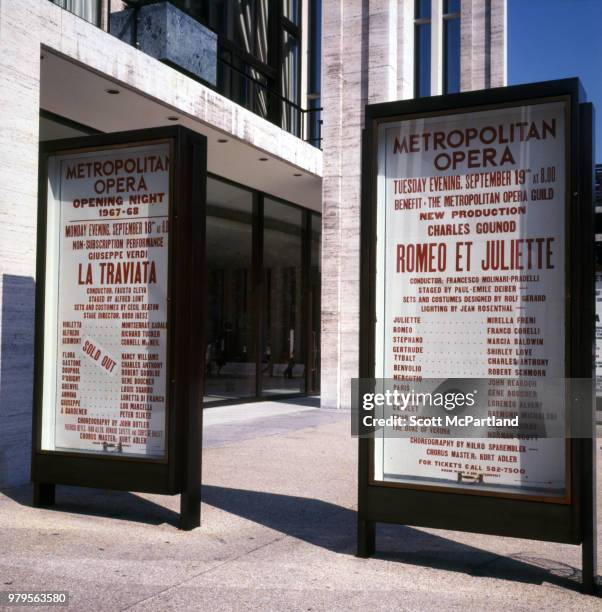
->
32;126;207;530
358;79;597;593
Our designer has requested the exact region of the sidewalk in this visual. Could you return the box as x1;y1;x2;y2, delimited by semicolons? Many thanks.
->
0;399;600;610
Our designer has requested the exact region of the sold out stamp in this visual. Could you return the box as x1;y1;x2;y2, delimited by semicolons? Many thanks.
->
81;336;119;376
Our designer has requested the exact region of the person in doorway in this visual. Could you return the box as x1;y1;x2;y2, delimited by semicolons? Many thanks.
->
215;337;226;375
205;342;214;376
283;351;295;379
262;344;274;376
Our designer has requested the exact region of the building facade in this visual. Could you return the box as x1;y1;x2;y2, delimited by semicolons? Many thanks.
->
0;0;506;487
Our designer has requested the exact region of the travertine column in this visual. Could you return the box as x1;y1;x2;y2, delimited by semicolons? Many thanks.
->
0;0;47;487
461;0;507;91
321;0;403;410
430;0;444;96
396;0;415;100
368;0;398;104
490;0;507;88
321;0;507;409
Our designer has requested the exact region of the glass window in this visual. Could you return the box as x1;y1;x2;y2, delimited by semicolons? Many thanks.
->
444;0;461;14
414;22;431;98
415;0;431;19
444;14;461;94
199;0;225;29
50;0;99;25
282;31;300;104
282;31;301;135
283;0;301;25
308;0;321;147
443;0;461;94
414;0;431;98
205;178;255;403
262;200;305;396
196;0;304;138
202;0;270;65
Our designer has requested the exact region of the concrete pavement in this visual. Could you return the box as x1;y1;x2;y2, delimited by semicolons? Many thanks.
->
0;399;601;610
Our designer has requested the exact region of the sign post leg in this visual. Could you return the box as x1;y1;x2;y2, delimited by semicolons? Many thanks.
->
581;433;597;595
179;490;200;531
357;518;375;557
582;539;597;595
33;482;55;507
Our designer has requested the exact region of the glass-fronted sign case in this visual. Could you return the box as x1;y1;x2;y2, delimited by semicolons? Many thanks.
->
41;142;171;459
33;126;206;529
358;82;596;590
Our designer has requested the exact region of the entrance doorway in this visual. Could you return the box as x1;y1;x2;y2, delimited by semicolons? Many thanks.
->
204;176;321;405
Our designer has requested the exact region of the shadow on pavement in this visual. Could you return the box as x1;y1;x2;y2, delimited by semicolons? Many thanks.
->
1;482;588;592
2;484;181;527
202;484;585;592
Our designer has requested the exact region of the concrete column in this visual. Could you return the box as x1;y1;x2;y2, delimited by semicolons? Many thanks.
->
368;0;398;104
320;1;343;409
321;0;507;409
461;0;507;91
320;0;364;410
397;0;415;99
490;0;507;88
321;0;411;410
0;0;47;487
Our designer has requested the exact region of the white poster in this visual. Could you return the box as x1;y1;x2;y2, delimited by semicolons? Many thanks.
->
41;143;170;458
374;101;568;498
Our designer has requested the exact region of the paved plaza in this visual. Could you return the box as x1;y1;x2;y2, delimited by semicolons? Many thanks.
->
1;398;601;610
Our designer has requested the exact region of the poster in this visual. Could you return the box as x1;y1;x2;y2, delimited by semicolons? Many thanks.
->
41;143;170;458
373;101;568;497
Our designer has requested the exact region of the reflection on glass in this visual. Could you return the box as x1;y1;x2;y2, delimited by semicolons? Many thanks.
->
444;10;461;94
205;178;255;402
415;23;431;98
232;0;270;64
415;0;431;19
283;0;300;24
282;31;300;135
445;0;461;14
51;0;99;24
262;200;305;395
